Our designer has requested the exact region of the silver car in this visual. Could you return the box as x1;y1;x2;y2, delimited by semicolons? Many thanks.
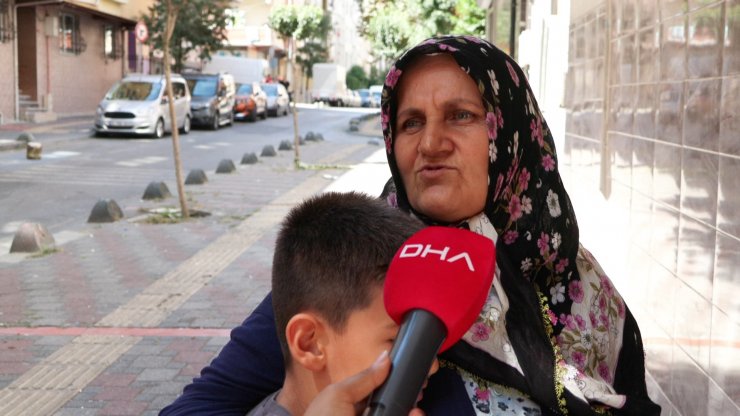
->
260;83;290;116
95;74;191;138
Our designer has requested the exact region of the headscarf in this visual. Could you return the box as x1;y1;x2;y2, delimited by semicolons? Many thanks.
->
381;35;659;415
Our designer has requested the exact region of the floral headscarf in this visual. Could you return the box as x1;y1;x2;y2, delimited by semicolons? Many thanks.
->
381;36;659;415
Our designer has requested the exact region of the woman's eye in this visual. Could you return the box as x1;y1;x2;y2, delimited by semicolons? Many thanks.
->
401;119;422;130
453;111;474;120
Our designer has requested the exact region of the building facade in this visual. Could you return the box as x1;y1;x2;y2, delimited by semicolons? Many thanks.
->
1;0;151;123
485;0;739;414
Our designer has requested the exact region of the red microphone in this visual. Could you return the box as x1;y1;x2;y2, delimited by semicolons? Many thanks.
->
367;226;496;416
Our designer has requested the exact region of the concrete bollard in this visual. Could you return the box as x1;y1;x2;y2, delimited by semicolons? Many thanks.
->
216;159;236;174
315;133;324;141
185;169;208;185
304;131;316;142
278;140;293;151
142;181;172;200
87;199;124;223
9;222;55;253
26;142;42;160
241;152;259;165
16;132;35;143
367;139;380;146
260;145;277;157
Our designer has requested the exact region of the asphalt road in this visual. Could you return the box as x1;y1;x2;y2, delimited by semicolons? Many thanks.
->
0;105;381;253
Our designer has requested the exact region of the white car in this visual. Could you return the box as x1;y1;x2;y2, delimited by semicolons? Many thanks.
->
95;74;191;138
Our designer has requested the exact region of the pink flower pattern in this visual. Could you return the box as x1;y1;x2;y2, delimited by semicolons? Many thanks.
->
385;66;402;89
542;154;555;171
485;111;499;141
504;230;519;245
568;280;584;303
471;322;491;342
506;60;520;87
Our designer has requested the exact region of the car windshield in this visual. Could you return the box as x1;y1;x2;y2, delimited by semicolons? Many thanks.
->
236;84;253;95
359;90;369;98
106;81;162;101
261;84;278;96
187;79;218;97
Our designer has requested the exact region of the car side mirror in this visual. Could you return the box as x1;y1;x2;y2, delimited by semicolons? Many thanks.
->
161;96;169;104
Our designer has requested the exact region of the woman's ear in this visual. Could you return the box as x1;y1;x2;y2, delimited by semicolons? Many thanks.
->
285;313;328;372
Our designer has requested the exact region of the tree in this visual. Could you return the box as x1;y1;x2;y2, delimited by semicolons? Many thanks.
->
295;13;332;79
161;0;189;218
143;0;233;72
346;65;369;90
269;4;329;168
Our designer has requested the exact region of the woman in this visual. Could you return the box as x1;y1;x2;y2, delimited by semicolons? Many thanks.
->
161;35;659;416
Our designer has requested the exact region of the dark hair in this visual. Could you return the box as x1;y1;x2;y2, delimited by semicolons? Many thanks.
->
271;191;423;364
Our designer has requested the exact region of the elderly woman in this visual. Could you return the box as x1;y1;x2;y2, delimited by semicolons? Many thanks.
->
161;36;659;416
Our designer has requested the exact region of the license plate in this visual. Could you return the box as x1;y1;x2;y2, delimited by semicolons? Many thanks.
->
109;120;132;127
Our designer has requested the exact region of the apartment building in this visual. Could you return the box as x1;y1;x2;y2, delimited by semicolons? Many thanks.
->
0;0;151;123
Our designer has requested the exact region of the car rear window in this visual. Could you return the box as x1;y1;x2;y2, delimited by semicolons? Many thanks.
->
237;84;254;95
261;84;278;96
188;79;218;97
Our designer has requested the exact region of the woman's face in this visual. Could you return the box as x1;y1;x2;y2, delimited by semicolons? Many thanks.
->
394;54;490;223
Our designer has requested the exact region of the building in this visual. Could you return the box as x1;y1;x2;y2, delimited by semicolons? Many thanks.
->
0;0;153;123
480;0;739;414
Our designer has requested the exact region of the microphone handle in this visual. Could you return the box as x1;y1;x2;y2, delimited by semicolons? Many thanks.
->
366;309;446;416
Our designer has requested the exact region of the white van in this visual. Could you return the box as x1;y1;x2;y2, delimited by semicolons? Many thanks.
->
95;74;191;138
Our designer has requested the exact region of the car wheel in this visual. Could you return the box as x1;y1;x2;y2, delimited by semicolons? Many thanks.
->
153;119;165;139
261;109;268;120
229;111;235;126
180;115;191;135
211;112;220;130
249;108;258;122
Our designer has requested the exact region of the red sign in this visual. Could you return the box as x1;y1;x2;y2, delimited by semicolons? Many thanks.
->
135;21;149;43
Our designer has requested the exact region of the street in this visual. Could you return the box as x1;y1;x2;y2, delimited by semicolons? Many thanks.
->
0;105;387;415
0;106;380;254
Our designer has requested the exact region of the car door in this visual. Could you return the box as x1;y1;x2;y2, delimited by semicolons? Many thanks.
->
159;81;173;131
173;81;188;128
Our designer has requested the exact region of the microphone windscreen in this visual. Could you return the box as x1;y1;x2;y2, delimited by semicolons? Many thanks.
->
384;226;496;352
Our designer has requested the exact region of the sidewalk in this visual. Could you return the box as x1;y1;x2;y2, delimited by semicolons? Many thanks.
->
0;117;389;415
0;114;95;152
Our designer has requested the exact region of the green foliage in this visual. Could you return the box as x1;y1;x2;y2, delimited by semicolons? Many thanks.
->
358;0;486;64
268;5;327;42
296;13;331;78
346;65;369;89
452;0;486;37
143;0;234;73
368;66;386;86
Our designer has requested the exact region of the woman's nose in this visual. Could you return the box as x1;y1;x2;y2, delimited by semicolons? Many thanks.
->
418;119;452;156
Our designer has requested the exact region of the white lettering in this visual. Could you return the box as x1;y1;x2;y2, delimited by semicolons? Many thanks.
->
447;252;475;272
421;244;450;260
400;243;423;257
399;243;475;272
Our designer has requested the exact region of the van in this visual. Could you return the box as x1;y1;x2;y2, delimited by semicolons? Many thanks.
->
94;74;191;138
183;72;236;130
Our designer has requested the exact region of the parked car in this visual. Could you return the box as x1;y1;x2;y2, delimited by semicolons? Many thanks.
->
95;74;191;138
183;72;235;130
369;85;383;107
346;90;362;107
358;89;372;107
260;82;290;116
233;82;267;121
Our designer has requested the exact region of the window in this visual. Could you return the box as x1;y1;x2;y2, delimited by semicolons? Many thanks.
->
0;0;11;43
103;25;121;59
59;13;85;54
172;82;186;100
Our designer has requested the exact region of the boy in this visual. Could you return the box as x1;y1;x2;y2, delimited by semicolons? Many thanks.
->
249;191;436;415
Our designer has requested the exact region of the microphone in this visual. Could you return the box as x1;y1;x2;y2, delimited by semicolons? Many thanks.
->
366;226;496;416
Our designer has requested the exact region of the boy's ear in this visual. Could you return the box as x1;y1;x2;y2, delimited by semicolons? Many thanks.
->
285;313;328;372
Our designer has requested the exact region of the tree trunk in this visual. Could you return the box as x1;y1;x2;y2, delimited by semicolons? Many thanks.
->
288;37;300;168
164;0;189;219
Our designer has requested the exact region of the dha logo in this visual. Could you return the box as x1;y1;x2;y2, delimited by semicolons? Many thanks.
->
399;244;475;272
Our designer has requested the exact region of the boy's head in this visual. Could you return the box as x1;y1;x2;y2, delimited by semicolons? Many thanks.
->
271;191;423;383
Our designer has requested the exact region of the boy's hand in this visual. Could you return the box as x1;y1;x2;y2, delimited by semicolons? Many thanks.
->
304;351;424;416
